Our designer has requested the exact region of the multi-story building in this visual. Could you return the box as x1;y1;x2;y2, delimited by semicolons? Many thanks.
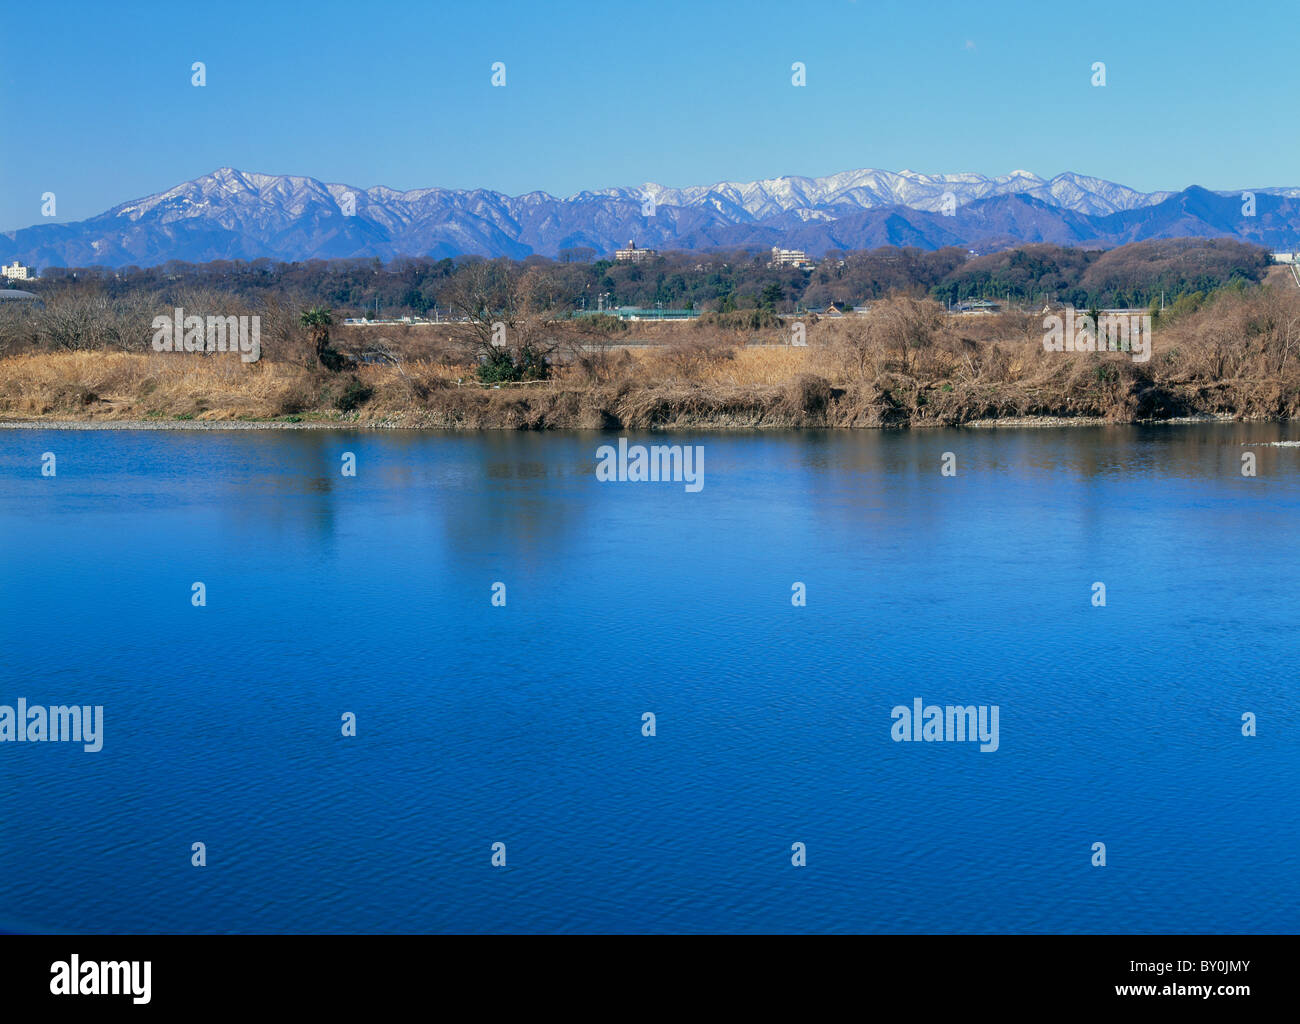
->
614;240;657;263
1;261;30;282
769;246;812;268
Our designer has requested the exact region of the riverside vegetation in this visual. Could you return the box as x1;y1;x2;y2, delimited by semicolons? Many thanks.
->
2;241;1298;429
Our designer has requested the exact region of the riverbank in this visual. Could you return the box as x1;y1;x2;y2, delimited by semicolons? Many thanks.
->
0;403;1258;432
0;373;1289;431
4;290;1300;430
0;415;1244;431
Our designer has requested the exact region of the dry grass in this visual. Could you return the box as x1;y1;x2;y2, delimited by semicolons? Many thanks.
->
5;285;1300;428
0;351;320;420
657;345;814;387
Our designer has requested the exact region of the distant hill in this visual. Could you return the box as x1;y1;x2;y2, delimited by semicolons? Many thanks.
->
5;167;1300;269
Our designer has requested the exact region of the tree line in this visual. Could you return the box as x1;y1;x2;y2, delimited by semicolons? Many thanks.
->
23;238;1271;316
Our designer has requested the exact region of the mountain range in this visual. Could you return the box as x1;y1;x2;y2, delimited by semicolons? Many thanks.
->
6;167;1300;269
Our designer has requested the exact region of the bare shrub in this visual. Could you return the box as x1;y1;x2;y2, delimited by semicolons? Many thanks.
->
781;373;835;422
832;296;945;378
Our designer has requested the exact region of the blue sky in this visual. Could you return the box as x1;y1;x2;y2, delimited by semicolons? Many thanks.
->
1;0;1294;230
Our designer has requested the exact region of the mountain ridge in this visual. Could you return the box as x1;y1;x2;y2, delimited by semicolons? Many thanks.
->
5;167;1300;269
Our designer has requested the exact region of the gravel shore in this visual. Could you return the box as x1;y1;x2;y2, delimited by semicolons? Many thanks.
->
0;413;1243;432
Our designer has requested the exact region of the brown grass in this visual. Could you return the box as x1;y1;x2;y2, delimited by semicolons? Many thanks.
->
0;351;315;420
5;286;1300;428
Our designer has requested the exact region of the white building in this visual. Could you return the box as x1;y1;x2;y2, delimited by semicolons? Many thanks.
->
769;246;812;268
614;240;657;263
1;261;30;281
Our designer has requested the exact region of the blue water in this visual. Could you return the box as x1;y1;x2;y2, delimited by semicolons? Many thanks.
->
1;424;1297;934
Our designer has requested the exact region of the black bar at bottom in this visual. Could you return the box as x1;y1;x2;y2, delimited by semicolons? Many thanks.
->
0;934;1283;1013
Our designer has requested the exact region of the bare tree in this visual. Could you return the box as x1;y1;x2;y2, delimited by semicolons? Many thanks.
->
442;258;566;378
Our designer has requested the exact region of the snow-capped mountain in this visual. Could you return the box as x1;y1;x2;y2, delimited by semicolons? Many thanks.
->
3;167;1298;269
642;168;1172;218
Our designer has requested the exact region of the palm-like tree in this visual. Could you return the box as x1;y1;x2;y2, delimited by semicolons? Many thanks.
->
300;307;342;370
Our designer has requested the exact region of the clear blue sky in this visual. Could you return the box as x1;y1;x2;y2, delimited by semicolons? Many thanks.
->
1;0;1294;230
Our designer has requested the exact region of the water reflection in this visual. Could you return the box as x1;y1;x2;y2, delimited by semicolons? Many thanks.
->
1;422;1299;933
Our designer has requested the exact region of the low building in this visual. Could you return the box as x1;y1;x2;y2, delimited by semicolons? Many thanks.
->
1272;252;1297;264
952;299;1000;315
769;246;813;268
576;306;696;321
614;240;657;263
1;261;30;281
0;289;43;309
611;306;697;321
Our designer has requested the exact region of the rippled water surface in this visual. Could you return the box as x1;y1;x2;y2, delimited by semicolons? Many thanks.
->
1;424;1298;933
